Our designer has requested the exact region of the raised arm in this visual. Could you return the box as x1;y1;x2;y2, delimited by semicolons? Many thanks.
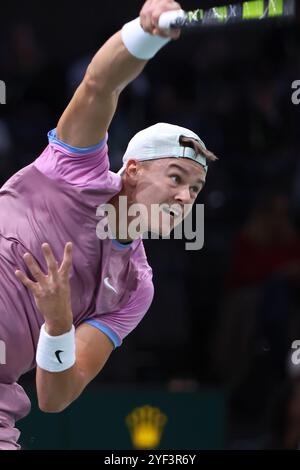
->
56;0;181;148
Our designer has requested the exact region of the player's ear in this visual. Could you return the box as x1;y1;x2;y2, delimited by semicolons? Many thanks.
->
124;160;140;186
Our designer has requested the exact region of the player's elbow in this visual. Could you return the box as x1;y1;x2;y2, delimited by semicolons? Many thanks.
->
38;398;69;413
38;388;79;413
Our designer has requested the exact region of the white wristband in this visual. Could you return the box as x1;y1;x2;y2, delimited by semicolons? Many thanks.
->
121;17;171;60
36;324;76;373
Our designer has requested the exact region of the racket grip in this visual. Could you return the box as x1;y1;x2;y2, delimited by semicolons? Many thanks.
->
158;9;186;29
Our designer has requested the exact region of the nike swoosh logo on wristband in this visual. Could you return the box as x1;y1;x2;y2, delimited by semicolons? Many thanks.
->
55;350;64;364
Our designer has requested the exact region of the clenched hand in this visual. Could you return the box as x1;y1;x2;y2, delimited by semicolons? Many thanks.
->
140;0;182;39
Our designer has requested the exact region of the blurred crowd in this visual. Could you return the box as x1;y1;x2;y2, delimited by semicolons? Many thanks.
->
1;2;300;448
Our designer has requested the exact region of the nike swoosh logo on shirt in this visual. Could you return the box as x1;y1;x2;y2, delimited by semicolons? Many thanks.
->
104;277;118;294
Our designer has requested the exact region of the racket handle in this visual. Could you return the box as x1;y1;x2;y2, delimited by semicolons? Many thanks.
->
158;9;187;29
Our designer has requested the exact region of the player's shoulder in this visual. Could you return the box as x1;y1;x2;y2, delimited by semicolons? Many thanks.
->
34;128;110;188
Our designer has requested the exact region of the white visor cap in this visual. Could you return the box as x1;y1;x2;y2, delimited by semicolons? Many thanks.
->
117;122;208;175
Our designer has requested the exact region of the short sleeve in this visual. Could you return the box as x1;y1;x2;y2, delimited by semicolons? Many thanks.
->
84;278;154;348
34;128;110;187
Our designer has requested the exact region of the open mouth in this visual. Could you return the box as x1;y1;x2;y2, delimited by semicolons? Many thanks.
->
162;206;182;219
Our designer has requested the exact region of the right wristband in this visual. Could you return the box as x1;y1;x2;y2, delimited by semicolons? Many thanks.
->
36;324;76;373
121;17;171;60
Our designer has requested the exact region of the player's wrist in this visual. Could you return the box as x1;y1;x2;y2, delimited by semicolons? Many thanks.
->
121;17;171;60
44;316;73;336
36;323;76;372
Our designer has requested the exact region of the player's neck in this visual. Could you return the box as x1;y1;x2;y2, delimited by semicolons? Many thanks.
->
107;191;145;244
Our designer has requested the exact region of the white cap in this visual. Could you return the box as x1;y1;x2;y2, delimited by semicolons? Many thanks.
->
117;123;208;175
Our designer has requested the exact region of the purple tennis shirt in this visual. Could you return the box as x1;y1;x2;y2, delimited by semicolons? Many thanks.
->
0;129;154;384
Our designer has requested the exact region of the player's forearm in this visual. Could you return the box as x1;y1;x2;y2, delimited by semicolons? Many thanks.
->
36;362;86;413
36;316;86;413
84;31;147;96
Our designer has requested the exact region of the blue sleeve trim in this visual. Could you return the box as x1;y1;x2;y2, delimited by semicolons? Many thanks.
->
84;319;122;348
48;128;106;154
111;239;133;250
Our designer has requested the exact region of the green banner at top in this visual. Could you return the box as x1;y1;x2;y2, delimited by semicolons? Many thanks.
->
243;1;264;19
268;0;284;16
242;0;284;19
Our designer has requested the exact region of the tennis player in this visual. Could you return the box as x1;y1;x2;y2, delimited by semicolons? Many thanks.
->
0;0;216;449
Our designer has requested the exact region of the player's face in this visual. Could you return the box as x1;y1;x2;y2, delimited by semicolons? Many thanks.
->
133;158;206;236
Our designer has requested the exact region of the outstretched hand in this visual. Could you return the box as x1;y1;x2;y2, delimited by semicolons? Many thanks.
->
140;0;182;39
15;242;73;335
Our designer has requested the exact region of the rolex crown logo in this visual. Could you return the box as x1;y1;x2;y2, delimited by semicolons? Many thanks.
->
126;405;167;449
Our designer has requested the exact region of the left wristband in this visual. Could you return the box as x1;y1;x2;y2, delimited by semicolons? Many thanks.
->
36;324;76;372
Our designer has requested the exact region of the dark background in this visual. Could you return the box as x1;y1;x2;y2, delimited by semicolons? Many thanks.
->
1;0;300;449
